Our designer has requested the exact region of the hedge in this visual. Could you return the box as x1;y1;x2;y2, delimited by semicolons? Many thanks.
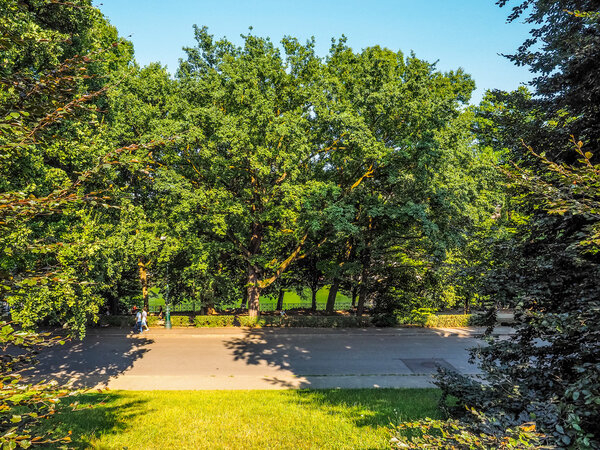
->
237;315;373;328
96;314;474;328
424;314;473;328
194;315;236;327
96;314;372;328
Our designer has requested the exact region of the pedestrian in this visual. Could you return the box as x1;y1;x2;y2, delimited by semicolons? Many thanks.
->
141;307;149;332
135;308;142;333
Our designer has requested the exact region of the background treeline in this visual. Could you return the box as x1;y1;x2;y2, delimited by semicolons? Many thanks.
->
1;0;599;447
2;0;506;325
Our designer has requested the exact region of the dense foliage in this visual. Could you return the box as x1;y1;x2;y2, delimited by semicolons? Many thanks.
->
431;1;600;448
104;28;494;317
0;0;138;334
3;0;599;447
0;321;74;448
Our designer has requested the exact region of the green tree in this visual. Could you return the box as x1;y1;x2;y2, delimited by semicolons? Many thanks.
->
321;42;493;316
0;0;142;333
174;29;357;316
498;0;600;157
435;3;600;448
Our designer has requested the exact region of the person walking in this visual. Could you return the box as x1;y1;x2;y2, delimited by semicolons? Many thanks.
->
141;307;149;332
135;309;143;333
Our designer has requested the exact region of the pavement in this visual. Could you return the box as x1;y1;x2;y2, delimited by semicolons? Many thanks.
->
20;326;514;390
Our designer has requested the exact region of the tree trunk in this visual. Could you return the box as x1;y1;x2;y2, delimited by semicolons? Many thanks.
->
351;285;358;309
247;221;263;317
357;267;368;316
240;285;248;309
311;287;318;311
247;265;261;317
138;258;149;310
276;287;285;310
325;278;339;313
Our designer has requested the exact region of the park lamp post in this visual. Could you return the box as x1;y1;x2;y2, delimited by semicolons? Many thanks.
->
160;236;172;329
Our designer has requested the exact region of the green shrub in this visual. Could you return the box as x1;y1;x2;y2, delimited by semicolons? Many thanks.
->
237;315;372;328
424;314;472;328
391;414;544;449
194;315;236;327
372;313;397;327
408;308;437;326
237;316;268;327
147;315;160;327
169;315;191;327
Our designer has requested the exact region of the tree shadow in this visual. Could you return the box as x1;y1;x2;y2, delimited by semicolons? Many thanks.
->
37;393;150;449
222;327;468;432
19;330;153;389
291;387;444;430
223;327;478;390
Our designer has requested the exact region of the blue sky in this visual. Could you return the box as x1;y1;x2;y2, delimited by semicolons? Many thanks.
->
96;0;533;104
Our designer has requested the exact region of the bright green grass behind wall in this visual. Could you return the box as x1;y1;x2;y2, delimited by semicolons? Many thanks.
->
148;286;352;309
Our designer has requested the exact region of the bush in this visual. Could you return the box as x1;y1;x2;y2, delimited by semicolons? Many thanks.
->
146;315;160;327
396;308;436;326
238;315;372;328
97;314;374;328
169;315;191;327
390;413;545;449
194;316;236;327
237;316;278;327
424;314;473;328
371;313;397;327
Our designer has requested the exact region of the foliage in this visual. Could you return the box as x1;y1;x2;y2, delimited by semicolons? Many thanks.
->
168;316;192;327
0;0;145;335
237;315;372;328
98;315;135;328
498;0;600;157
423;314;474;328
0;321;75;449
431;2;600;446
439;140;600;448
193;315;236;327
391;412;546;449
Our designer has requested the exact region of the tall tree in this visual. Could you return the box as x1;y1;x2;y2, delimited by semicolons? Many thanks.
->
174;28;375;316
0;0;143;333
498;0;600;157
435;3;600;448
322;42;487;316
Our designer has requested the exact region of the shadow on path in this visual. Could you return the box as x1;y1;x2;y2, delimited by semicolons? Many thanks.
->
20;330;153;389
223;327;472;389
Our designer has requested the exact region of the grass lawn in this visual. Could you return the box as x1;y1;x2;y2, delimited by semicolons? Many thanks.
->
148;286;352;311
41;389;442;449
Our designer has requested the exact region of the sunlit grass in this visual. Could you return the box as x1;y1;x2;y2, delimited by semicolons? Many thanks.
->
42;389;442;449
149;286;353;310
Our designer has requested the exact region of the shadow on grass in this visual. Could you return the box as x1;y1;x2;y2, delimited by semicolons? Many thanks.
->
291;388;444;428
19;330;153;388
39;389;443;448
39;393;149;449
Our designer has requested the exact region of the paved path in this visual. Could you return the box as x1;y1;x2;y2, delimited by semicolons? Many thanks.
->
21;327;512;390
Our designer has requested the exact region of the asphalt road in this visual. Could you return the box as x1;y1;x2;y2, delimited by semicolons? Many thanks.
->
20;327;504;390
